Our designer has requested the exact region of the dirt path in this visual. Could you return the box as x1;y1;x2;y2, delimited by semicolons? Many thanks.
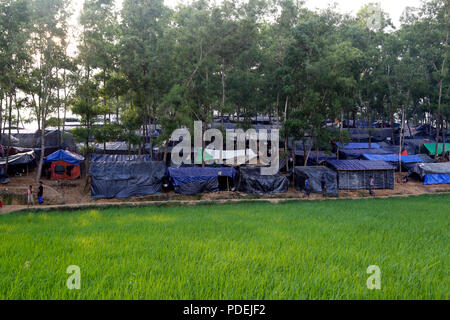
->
2;190;449;215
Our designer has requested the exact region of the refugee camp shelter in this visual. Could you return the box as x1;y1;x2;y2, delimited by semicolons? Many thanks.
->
44;149;85;179
237;166;289;194
423;143;450;157
402;138;434;155
411;162;450;185
0;149;36;175
337;142;381;149
294;151;336;166
89;157;166;199
361;154;427;170
90;154;152;162
339;148;391;160
294;166;338;195
167;166;236;195
327;160;395;190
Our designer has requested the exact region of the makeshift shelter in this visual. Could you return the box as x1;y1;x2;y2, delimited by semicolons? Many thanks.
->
327;160;395;190
294;151;336;166
89;161;166;199
167;166;236;195
36;130;76;149
423;143;450;157
339;148;390;160
91;154;152;163
361;154;427;170
91;141;152;155
44;150;85;179
0;150;36;175
294;166;338;195
411;162;450;185
237;167;289;194
402;138;434;155
337;142;381;149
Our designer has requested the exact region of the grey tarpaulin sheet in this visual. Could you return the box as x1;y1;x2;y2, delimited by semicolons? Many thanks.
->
237;167;289;194
89;161;166;199
294;166;338;195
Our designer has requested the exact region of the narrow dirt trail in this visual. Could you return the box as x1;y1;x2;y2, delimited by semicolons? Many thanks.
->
2;191;448;215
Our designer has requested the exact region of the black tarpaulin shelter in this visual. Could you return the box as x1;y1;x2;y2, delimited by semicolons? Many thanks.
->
294;166;338;195
339;148;391;160
294;151;336;166
327;160;395;190
167;166;236;195
237;166;289;194
89;161;166;199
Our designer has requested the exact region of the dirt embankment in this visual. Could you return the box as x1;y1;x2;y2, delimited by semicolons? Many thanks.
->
1;172;449;214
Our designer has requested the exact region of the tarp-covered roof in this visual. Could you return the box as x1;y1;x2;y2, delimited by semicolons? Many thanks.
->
416;162;450;176
0;150;35;166
337;142;381;149
361;154;425;163
91;154;152;163
423;143;450;156
237;167;289;194
328;160;396;171
89;161;166;199
44;150;84;165
340;148;391;160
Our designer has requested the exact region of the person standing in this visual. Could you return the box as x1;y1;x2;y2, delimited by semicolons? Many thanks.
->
321;175;327;197
369;176;375;196
27;185;34;207
304;177;311;197
38;181;44;205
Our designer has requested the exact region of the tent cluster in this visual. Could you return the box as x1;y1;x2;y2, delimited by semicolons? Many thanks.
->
0;124;448;195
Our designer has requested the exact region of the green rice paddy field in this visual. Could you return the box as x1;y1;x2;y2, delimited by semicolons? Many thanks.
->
0;194;449;300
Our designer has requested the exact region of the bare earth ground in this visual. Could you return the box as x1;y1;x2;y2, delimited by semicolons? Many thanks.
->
1;172;449;215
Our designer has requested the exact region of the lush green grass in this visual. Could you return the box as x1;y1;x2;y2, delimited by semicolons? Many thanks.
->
0;194;448;300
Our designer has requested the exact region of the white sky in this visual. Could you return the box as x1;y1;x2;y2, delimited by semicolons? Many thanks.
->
70;0;423;28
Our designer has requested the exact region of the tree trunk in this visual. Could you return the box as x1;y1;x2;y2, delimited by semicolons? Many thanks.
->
284;96;289;155
221;59;225;128
5;94;12;170
163;140;169;163
36;107;46;183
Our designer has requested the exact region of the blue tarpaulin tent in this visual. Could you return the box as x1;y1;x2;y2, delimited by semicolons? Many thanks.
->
44;149;84;165
337;142;381;149
361;154;424;163
413;162;450;185
167;166;236;194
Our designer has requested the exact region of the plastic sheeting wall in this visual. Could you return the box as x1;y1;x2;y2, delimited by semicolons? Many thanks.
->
336;170;395;190
294;166;338;195
237;167;289;194
167;167;236;195
89;161;166;199
424;174;450;185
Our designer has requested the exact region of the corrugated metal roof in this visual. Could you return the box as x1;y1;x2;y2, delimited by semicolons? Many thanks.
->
327;160;396;171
